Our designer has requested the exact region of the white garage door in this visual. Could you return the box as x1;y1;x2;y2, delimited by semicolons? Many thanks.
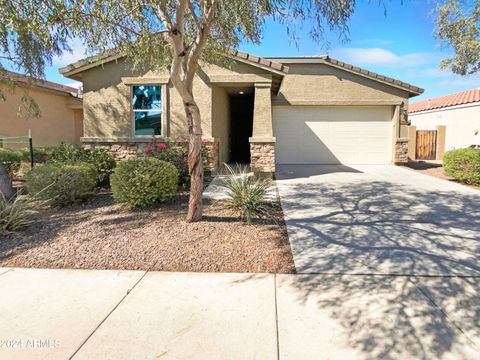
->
273;106;393;164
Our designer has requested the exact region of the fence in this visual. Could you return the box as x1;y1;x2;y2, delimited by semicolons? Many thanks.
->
0;130;35;168
415;130;437;160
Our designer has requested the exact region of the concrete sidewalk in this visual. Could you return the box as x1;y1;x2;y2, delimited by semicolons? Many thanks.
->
0;268;479;359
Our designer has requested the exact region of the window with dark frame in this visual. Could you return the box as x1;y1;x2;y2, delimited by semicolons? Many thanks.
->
132;85;162;136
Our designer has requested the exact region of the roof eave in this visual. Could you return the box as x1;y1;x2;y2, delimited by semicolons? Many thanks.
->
323;57;423;97
59;53;124;80
59;50;289;82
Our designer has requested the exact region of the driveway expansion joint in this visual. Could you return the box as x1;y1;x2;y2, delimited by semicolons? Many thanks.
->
273;274;280;360
0;268;13;277
68;270;149;359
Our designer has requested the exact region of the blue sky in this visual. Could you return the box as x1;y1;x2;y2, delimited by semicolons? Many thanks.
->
43;0;478;103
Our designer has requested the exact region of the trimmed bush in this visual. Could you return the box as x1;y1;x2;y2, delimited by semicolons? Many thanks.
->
25;163;97;206
443;148;480;185
49;143;116;186
144;137;211;188
110;158;178;207
145;139;190;187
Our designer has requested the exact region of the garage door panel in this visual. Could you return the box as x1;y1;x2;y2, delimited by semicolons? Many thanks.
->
273;106;393;165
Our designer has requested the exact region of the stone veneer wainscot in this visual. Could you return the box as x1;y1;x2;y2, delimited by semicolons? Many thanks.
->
82;137;220;172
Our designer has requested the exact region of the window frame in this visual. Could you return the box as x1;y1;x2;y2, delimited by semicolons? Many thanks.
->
130;84;164;138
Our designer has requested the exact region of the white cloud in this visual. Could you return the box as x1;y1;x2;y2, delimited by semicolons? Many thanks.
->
53;38;86;66
420;67;451;77
329;47;437;68
65;81;82;90
437;76;480;88
360;38;396;46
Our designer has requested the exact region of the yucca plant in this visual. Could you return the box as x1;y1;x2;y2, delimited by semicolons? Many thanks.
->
0;193;39;235
223;164;271;224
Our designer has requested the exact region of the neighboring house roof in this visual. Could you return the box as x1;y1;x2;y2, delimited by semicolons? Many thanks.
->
408;88;480;114
267;56;423;97
0;69;81;98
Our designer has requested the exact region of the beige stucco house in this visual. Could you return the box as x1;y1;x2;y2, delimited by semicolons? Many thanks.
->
0;70;83;147
59;51;423;173
409;88;480;152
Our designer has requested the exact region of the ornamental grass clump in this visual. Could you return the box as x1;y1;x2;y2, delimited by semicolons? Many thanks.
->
223;164;271;224
110;158;178;207
0;193;39;235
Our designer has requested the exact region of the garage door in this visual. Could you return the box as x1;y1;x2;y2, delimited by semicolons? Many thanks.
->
273;106;393;164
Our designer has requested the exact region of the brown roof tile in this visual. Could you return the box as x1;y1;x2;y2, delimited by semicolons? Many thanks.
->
1;69;80;97
321;57;423;95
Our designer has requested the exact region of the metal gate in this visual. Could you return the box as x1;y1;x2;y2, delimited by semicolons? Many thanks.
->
416;130;437;160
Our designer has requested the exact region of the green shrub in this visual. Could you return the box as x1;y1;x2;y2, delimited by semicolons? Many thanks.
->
144;137;212;188
84;148;117;186
0;147;52;176
443;148;480;185
25;147;53;163
0;194;39;235
110;158;178;207
0;148;23;175
223;164;272;224
145;139;190;187
25;163;97;206
49;143;116;186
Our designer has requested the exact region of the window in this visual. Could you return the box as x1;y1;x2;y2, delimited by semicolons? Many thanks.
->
132;85;162;136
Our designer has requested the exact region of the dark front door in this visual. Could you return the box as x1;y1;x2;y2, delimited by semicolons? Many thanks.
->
229;94;254;163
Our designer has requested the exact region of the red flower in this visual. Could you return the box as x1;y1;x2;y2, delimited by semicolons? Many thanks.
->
145;148;153;155
156;143;167;149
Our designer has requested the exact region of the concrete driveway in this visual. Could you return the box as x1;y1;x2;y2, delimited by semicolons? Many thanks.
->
274;164;480;358
276;164;480;276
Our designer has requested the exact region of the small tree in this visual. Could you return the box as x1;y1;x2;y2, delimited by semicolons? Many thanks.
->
435;0;480;75
64;0;358;222
1;0;358;219
0;0;70;199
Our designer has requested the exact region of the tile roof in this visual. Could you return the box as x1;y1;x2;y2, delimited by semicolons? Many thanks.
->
409;88;480;113
0;69;81;97
229;50;289;74
59;48;423;97
325;57;423;96
60;49;289;78
268;56;423;96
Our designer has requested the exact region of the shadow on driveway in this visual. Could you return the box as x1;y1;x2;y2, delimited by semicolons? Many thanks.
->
275;166;480;359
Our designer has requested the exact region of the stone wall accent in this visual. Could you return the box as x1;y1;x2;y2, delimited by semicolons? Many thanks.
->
82;137;219;172
250;142;275;173
394;138;409;164
202;139;219;172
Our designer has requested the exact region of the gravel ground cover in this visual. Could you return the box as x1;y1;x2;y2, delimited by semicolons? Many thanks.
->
0;191;295;273
405;161;479;190
405;161;452;180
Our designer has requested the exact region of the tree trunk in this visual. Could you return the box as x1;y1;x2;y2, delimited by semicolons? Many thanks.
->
0;163;15;201
185;101;203;222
